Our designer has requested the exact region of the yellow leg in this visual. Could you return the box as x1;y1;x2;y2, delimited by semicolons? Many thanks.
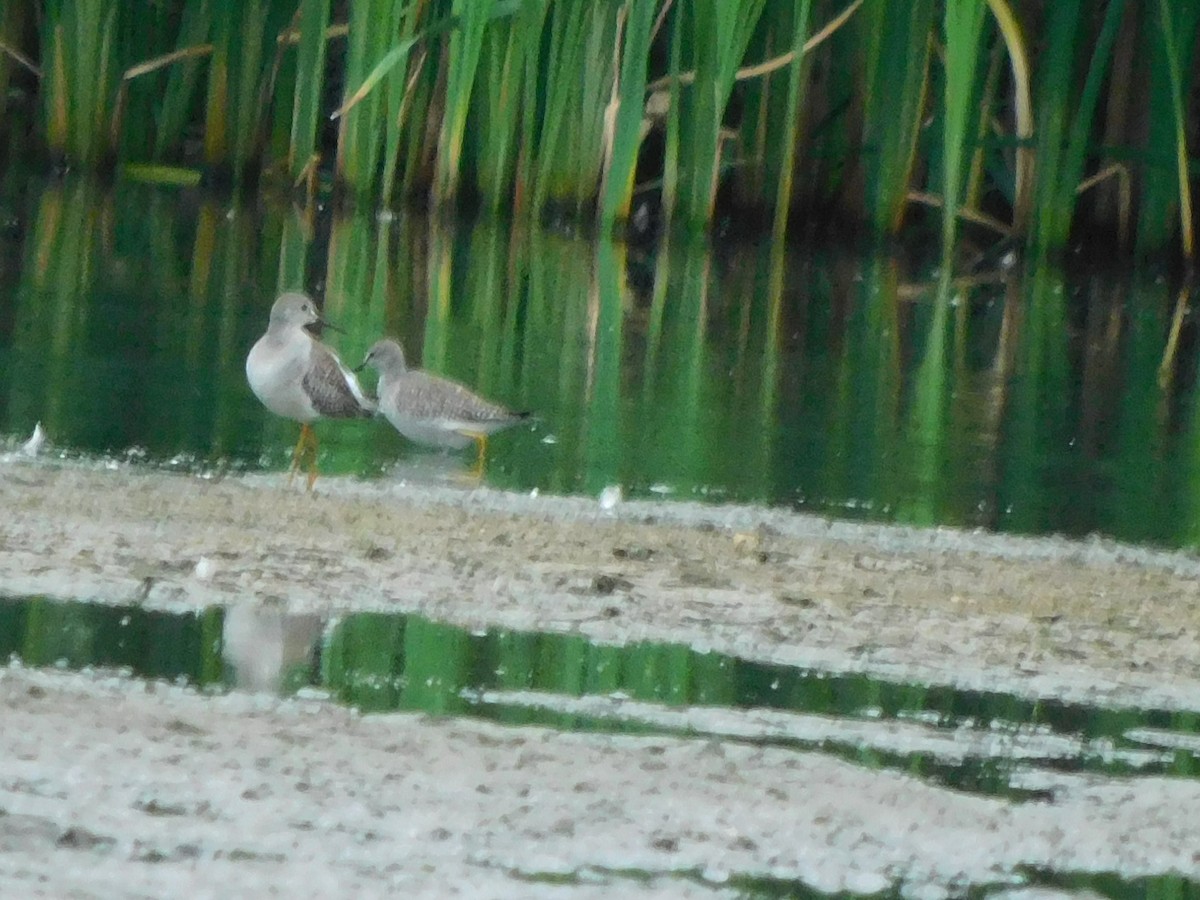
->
303;425;320;491
305;431;320;491
471;433;488;479
287;424;311;487
451;433;489;483
287;424;320;490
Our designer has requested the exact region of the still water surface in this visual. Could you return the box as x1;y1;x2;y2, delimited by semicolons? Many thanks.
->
1;177;1198;545
3;594;1198;795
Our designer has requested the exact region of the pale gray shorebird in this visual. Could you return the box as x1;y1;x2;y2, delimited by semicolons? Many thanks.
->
246;292;374;489
355;338;530;474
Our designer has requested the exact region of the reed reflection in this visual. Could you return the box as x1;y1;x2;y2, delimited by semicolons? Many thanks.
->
0;178;1197;546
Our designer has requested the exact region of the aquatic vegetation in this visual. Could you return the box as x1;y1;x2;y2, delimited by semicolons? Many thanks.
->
0;1;1196;258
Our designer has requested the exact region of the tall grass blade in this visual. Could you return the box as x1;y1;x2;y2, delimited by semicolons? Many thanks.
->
1049;0;1124;249
983;0;1033;232
678;0;768;227
153;0;214;160
379;45;427;205
1025;0;1083;255
474;19;523;212
659;3;684;228
1029;0;1125;253
204;0;272;178
769;0;813;239
335;0;405;196
533;1;618;216
331;32;422;144
474;2;553;213
434;0;493;207
377;4;437;204
1151;0;1196;259
940;0;988;259
333;20;462;121
40;2;120;167
598;0;656;230
287;0;332;182
508;1;552;217
857;0;935;234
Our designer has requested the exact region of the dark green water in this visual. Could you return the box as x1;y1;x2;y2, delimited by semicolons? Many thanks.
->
3;593;1198;797
2;176;1199;545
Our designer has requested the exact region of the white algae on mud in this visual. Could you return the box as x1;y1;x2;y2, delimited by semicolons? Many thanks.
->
2;463;1200;896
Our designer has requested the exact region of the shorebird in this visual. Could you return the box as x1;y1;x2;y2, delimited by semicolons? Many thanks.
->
356;338;529;474
246;292;374;489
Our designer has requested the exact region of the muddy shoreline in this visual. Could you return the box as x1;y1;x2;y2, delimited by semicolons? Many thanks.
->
3;461;1200;896
3;461;1200;709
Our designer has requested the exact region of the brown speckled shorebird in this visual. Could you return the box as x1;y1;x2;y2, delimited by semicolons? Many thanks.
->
356;337;529;474
246;292;374;489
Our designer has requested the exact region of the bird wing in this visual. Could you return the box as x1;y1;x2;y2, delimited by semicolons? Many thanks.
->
304;343;375;418
394;373;518;424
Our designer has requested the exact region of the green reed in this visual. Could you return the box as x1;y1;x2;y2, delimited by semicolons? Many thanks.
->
857;0;936;234
433;0;494;204
673;0;768;227
7;0;1200;259
39;0;120;166
203;0;269;177
1023;0;1083;256
597;0;656;229
1137;0;1200;259
149;0;214;162
1025;0;1122;254
531;0;618;216
333;0;402;194
286;0;332;185
769;0;814;238
939;0;988;260
473;16;523;211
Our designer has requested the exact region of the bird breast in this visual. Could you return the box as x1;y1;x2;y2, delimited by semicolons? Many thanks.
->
247;334;319;422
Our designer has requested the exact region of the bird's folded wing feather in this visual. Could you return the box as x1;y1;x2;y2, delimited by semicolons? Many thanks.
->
397;374;513;423
304;345;375;417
